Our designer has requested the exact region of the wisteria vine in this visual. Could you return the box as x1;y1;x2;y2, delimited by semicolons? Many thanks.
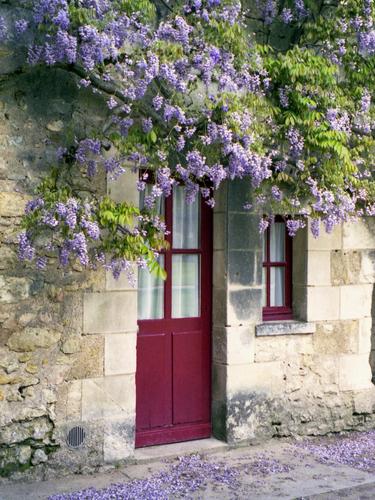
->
0;0;374;278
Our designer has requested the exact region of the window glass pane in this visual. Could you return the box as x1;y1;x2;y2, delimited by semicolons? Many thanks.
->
270;222;285;262
139;183;164;215
138;256;164;320
270;267;285;307
172;254;200;318
262;267;267;307
173;185;200;249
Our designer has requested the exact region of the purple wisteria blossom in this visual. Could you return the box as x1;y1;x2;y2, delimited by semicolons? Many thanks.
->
14;19;28;34
11;0;375;277
281;8;293;24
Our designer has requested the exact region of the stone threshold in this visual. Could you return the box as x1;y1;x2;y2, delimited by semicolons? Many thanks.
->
134;437;229;463
256;320;316;337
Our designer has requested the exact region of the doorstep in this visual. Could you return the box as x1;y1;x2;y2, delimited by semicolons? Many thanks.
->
134;437;229;463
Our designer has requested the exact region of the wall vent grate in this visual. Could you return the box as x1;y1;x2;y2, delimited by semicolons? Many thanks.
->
66;426;86;449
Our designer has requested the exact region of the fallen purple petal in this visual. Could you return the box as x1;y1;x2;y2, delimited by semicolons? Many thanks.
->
294;430;375;472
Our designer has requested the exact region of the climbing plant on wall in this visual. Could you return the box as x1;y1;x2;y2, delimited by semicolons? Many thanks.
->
0;0;374;279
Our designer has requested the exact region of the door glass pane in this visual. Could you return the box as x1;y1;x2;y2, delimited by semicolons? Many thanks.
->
270;222;285;262
270;267;285;307
138;256;164;320
172;254;200;318
139;183;165;215
173;185;200;249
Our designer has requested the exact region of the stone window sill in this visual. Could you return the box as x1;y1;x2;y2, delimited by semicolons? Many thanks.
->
255;320;316;337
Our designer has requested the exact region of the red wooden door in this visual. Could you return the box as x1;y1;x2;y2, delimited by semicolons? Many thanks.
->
136;186;212;448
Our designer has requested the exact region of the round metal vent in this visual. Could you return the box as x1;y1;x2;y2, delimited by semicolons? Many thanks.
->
66;426;86;449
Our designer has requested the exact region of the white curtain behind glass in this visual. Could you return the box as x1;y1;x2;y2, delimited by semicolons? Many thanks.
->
262;222;286;307
173;186;199;249
138;256;164;320
172;254;200;318
270;223;285;306
138;184;165;320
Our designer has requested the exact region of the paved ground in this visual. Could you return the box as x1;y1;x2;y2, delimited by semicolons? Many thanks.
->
1;433;375;499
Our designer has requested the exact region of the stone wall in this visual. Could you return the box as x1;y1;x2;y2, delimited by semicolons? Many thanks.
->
211;179;375;444
0;65;116;478
1;25;375;483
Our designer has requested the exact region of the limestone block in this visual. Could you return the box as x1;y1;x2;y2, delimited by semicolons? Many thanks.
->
213;212;226;251
353;389;375;414
7;328;61;352
292;229;307;286
212;288;227;327
227;287;262;325
343;219;375;250
81;374;135;421
307;223;342;251
311;355;339;386
307;251;331;286
0;349;18;372
18;445;32;465
285;335;314;357
46;120;64;132
105;333;136;376
68;335;104;380
213;183;227;213
103;419;134;462
0;246;16;269
339;284;372;320
293;284;307;321
61;337;81;354
0;276;30;304
212;325;255;365
338;354;372;391
306;286;340;321
66;380;82;420
107;169;139;205
227;361;284;396
83;291;137;334
31;449;48;465
228;213;260;250
255;321;315;337
213;250;226;289
0;373;24;385
106;263;137;291
358;317;372;355
0;417;53;445
331;250;362;286
313;321;359;355
212;362;227;401
255;336;286;363
0;191;29;217
360;251;375;284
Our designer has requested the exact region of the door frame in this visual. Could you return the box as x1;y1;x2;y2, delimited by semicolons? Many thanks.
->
135;191;213;448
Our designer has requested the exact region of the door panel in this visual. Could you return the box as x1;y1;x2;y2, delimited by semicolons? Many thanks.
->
136;332;171;430
136;187;212;447
172;330;208;425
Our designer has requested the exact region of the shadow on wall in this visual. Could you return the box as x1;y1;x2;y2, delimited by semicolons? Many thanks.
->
371;284;375;384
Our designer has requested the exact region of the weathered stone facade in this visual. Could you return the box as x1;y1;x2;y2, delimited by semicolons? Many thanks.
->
212;179;375;443
1;41;375;482
0;66;108;478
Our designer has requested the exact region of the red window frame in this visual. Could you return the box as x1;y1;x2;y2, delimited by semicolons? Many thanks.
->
262;217;293;321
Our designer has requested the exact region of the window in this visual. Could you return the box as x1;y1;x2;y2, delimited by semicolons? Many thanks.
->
262;217;293;321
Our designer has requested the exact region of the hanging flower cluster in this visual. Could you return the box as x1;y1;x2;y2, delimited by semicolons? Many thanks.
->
0;0;373;278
